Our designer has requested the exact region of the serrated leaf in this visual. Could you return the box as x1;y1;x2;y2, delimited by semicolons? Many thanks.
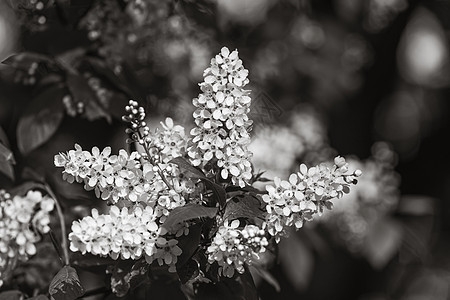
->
66;73;111;123
223;194;265;222
17;85;65;155
49;266;85;300
110;259;150;297
162;204;218;232
0;290;24;300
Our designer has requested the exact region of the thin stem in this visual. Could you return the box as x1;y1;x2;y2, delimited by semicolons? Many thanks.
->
136;130;174;190
45;184;70;266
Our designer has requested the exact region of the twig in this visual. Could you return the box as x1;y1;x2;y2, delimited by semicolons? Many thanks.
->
45;184;70;266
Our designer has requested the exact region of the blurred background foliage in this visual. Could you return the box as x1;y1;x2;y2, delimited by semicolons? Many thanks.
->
1;0;450;299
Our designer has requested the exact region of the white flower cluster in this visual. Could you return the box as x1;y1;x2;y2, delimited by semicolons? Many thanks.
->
69;206;181;272
188;47;253;187
262;156;361;241
56;114;194;271
0;190;54;286
320;142;400;252
206;220;268;278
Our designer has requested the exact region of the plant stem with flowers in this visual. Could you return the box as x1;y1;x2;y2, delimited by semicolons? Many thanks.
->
54;47;361;298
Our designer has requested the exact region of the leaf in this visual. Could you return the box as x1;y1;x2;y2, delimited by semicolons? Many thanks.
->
162;204;218;233
0;160;14;181
16;85;65;155
0;290;24;300
176;224;202;269
249;266;280;292
0;126;10;148
66;73;111;123
169;157;206;179
223;194;265;222
49;266;85;300
177;259;200;284
27;295;50;300
110;259;150;297
2;52;54;70
9;181;46;196
364;218;403;269
278;231;314;293
84;56;134;98
170;157;227;208
71;252;116;273
0;138;15;181
196;268;258;300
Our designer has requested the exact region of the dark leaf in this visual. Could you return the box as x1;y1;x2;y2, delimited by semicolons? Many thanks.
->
110;259;150;297
66;73;111;123
0;126;10;148
0;290;24;300
0;160;14;181
162;204;218;233
9;181;46;196
0;137;15;180
48;266;85;300
169;157;205;179
223;194;265;222
278;231;314;293
85;56;134;98
71;252;116;273
169;157;227;207
249;266;280;292
176;224;202;269
27;295;50;300
16;85;65;155
364;218;402;269
178;259;200;284
2;52;53;70
196;268;258;300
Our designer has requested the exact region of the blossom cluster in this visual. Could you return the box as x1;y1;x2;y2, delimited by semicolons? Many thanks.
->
69;206;181;272
0;190;54;286
262;156;361;241
188;47;253;187
319;142;400;252
56;111;194;271
206;220;268;278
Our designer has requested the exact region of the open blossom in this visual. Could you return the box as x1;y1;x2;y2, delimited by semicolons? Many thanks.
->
262;156;361;240
188;47;253;187
69;206;182;272
206;220;268;278
0;190;54;286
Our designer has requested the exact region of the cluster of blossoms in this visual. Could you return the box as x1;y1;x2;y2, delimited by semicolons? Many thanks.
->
262;157;361;241
188;47;253;187
56;102;196;272
55;48;361;284
319;142;400;252
0;190;54;286
206;220;269;278
69;206;181;272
